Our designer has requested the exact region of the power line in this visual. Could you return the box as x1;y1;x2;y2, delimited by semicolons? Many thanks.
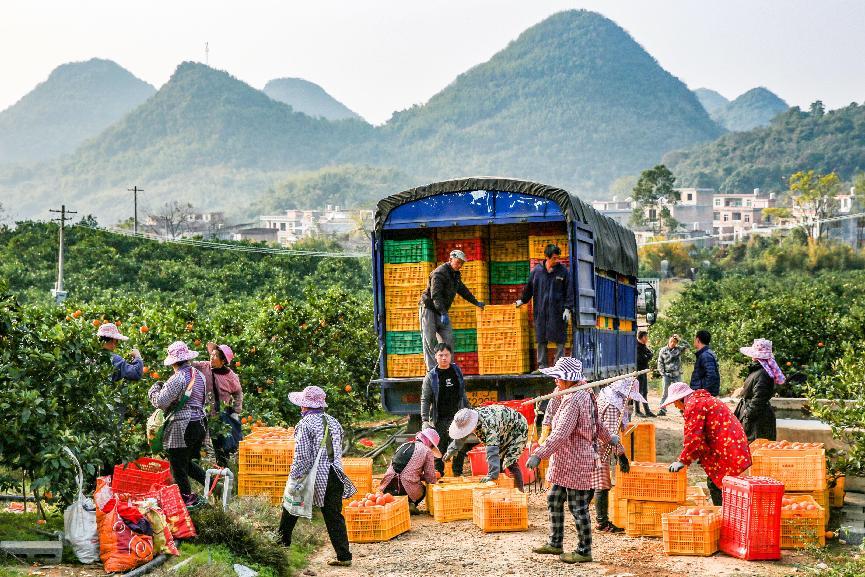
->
75;223;369;259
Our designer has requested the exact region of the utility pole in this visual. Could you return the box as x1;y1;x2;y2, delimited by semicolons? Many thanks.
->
128;186;143;234
49;205;76;305
205;42;209;66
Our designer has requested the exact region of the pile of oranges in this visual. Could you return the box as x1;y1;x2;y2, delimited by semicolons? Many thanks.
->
348;491;396;508
781;497;819;512
682;507;716;516
762;441;822;450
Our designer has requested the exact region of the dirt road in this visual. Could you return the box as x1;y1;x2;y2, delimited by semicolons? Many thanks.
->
308;402;809;577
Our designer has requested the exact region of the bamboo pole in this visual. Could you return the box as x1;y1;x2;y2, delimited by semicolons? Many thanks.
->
521;368;652;405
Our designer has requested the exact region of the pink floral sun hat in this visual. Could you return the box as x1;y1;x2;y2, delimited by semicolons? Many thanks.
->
217;344;234;363
660;381;694;408
740;338;774;360
97;323;129;341
162;341;199;366
288;385;328;409
416;429;442;458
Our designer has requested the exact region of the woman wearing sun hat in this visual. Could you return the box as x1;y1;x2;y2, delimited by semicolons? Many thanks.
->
379;429;441;514
734;338;783;442
280;386;355;568
148;341;208;509
192;341;244;466
662;381;752;505
593;377;642;532
525;357;621;564
444;404;529;490
97;322;143;385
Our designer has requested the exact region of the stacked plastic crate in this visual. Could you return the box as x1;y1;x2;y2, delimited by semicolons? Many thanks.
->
435;227;488;375
383;238;435;378
615;462;690;537
476;305;530;375
237;426;295;505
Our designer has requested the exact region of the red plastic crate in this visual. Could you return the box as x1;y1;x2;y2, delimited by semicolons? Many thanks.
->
113;458;172;495
490;284;526;305
720;476;784;561
435;238;486;263
467;445;535;484
454;352;479;375
529;258;570;271
481;399;536;425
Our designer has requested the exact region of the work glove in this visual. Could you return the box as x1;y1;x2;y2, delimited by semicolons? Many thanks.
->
480;475;496;484
563;309;571;323
669;461;686;473
477;301;486;310
130;348;142;359
610;434;621;447
526;455;541;470
440;313;450;326
617;454;630;473
539;425;551;444
514;299;523;307
442;448;456;462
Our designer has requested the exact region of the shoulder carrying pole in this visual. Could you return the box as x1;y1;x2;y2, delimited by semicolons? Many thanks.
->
521;368;653;405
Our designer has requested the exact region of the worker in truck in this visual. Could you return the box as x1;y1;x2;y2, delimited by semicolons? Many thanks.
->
419;249;485;371
516;244;574;369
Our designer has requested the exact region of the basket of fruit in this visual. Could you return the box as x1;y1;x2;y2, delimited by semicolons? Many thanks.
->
662;506;722;556
344;492;410;542
780;495;825;549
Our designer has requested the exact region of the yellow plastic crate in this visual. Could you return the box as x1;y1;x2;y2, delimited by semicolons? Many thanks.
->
489;239;529;262
386;286;425;308
343;458;373;494
618;462;688;503
430;482;485;522
238;439;295;474
750;447;827;492
387;354;427;378
237;473;288;505
344;495;411;542
788;489;830;528
781;495;825;549
386;306;420;332
383;262;435;287
478;349;530;375
626;499;680;537
662;506;722;556
476;304;529;332
609;485;629;529
472;488;528;532
489;224;528;240
447;305;478;329
528;236;569;259
619;319;634;332
621;423;656;463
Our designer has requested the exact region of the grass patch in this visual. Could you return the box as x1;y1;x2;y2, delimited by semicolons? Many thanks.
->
189;497;324;577
0;511;63;540
165;543;279;577
0;566;27;577
811;543;865;576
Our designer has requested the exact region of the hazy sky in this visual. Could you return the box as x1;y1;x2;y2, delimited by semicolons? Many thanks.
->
2;0;863;124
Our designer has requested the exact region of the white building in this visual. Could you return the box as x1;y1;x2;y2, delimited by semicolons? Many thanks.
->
712;188;776;243
591;198;632;226
259;205;372;246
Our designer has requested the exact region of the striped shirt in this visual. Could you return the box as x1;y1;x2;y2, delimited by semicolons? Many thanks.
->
148;365;206;449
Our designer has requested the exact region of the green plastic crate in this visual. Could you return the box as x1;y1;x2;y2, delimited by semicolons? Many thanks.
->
490;261;529;285
453;329;477;353
386;331;424;355
384;238;435;264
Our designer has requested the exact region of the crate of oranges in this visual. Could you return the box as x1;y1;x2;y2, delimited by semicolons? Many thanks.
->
344;492;410;542
750;440;826;492
780;495;825;549
662;506;722;556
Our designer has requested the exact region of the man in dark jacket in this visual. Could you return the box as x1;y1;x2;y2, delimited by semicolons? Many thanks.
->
420;343;472;475
419;249;485;370
516;244;574;369
690;330;720;397
635;331;655;417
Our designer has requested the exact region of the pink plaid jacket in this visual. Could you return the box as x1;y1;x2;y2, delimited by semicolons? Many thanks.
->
378;441;437;502
532;390;615;490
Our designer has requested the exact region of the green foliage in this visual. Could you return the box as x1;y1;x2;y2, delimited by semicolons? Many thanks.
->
667;101;865;192
714;233;865;274
0;58;155;164
638;242;694;277
789;169;843;238
0;511;64;541
630;165;679;234
651;271;865;397
711;87;788;132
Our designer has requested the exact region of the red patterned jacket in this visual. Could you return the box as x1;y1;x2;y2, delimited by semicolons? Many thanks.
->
678;390;752;486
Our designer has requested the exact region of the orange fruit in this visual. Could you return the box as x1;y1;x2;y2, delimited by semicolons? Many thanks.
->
786;361;792;366
114;321;122;327
241;417;249;424
65;315;71;321
817;342;824;347
140;326;149;333
44;491;53;500
37;519;46;525
344;385;352;393
194;339;201;347
235;361;241;367
72;310;82;318
143;366;150;373
150;372;160;379
375;496;386;506
92;319;101;327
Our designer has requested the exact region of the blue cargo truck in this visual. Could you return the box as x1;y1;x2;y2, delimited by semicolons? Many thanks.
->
371;178;652;432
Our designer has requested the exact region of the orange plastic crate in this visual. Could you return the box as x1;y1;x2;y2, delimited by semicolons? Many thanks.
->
430;482;485;522
618;462;688;503
750;447;826;492
476;305;529;331
787;489;829;529
237;473;288;505
781;495;825;549
626;499;680;537
609;485;628;528
686;486;710;507
446;305;478;329
472;488;528;532
343;458;373;493
528;236;569;259
829;474;845;508
489;238;529;262
662;506;722;556
344;495;411;542
466;389;498;406
426;477;512;516
246;426;294;440
479;349;530;375
386;354;427;378
436;225;486;240
383;262;435;287
621;423;656;463
238;439;295;474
